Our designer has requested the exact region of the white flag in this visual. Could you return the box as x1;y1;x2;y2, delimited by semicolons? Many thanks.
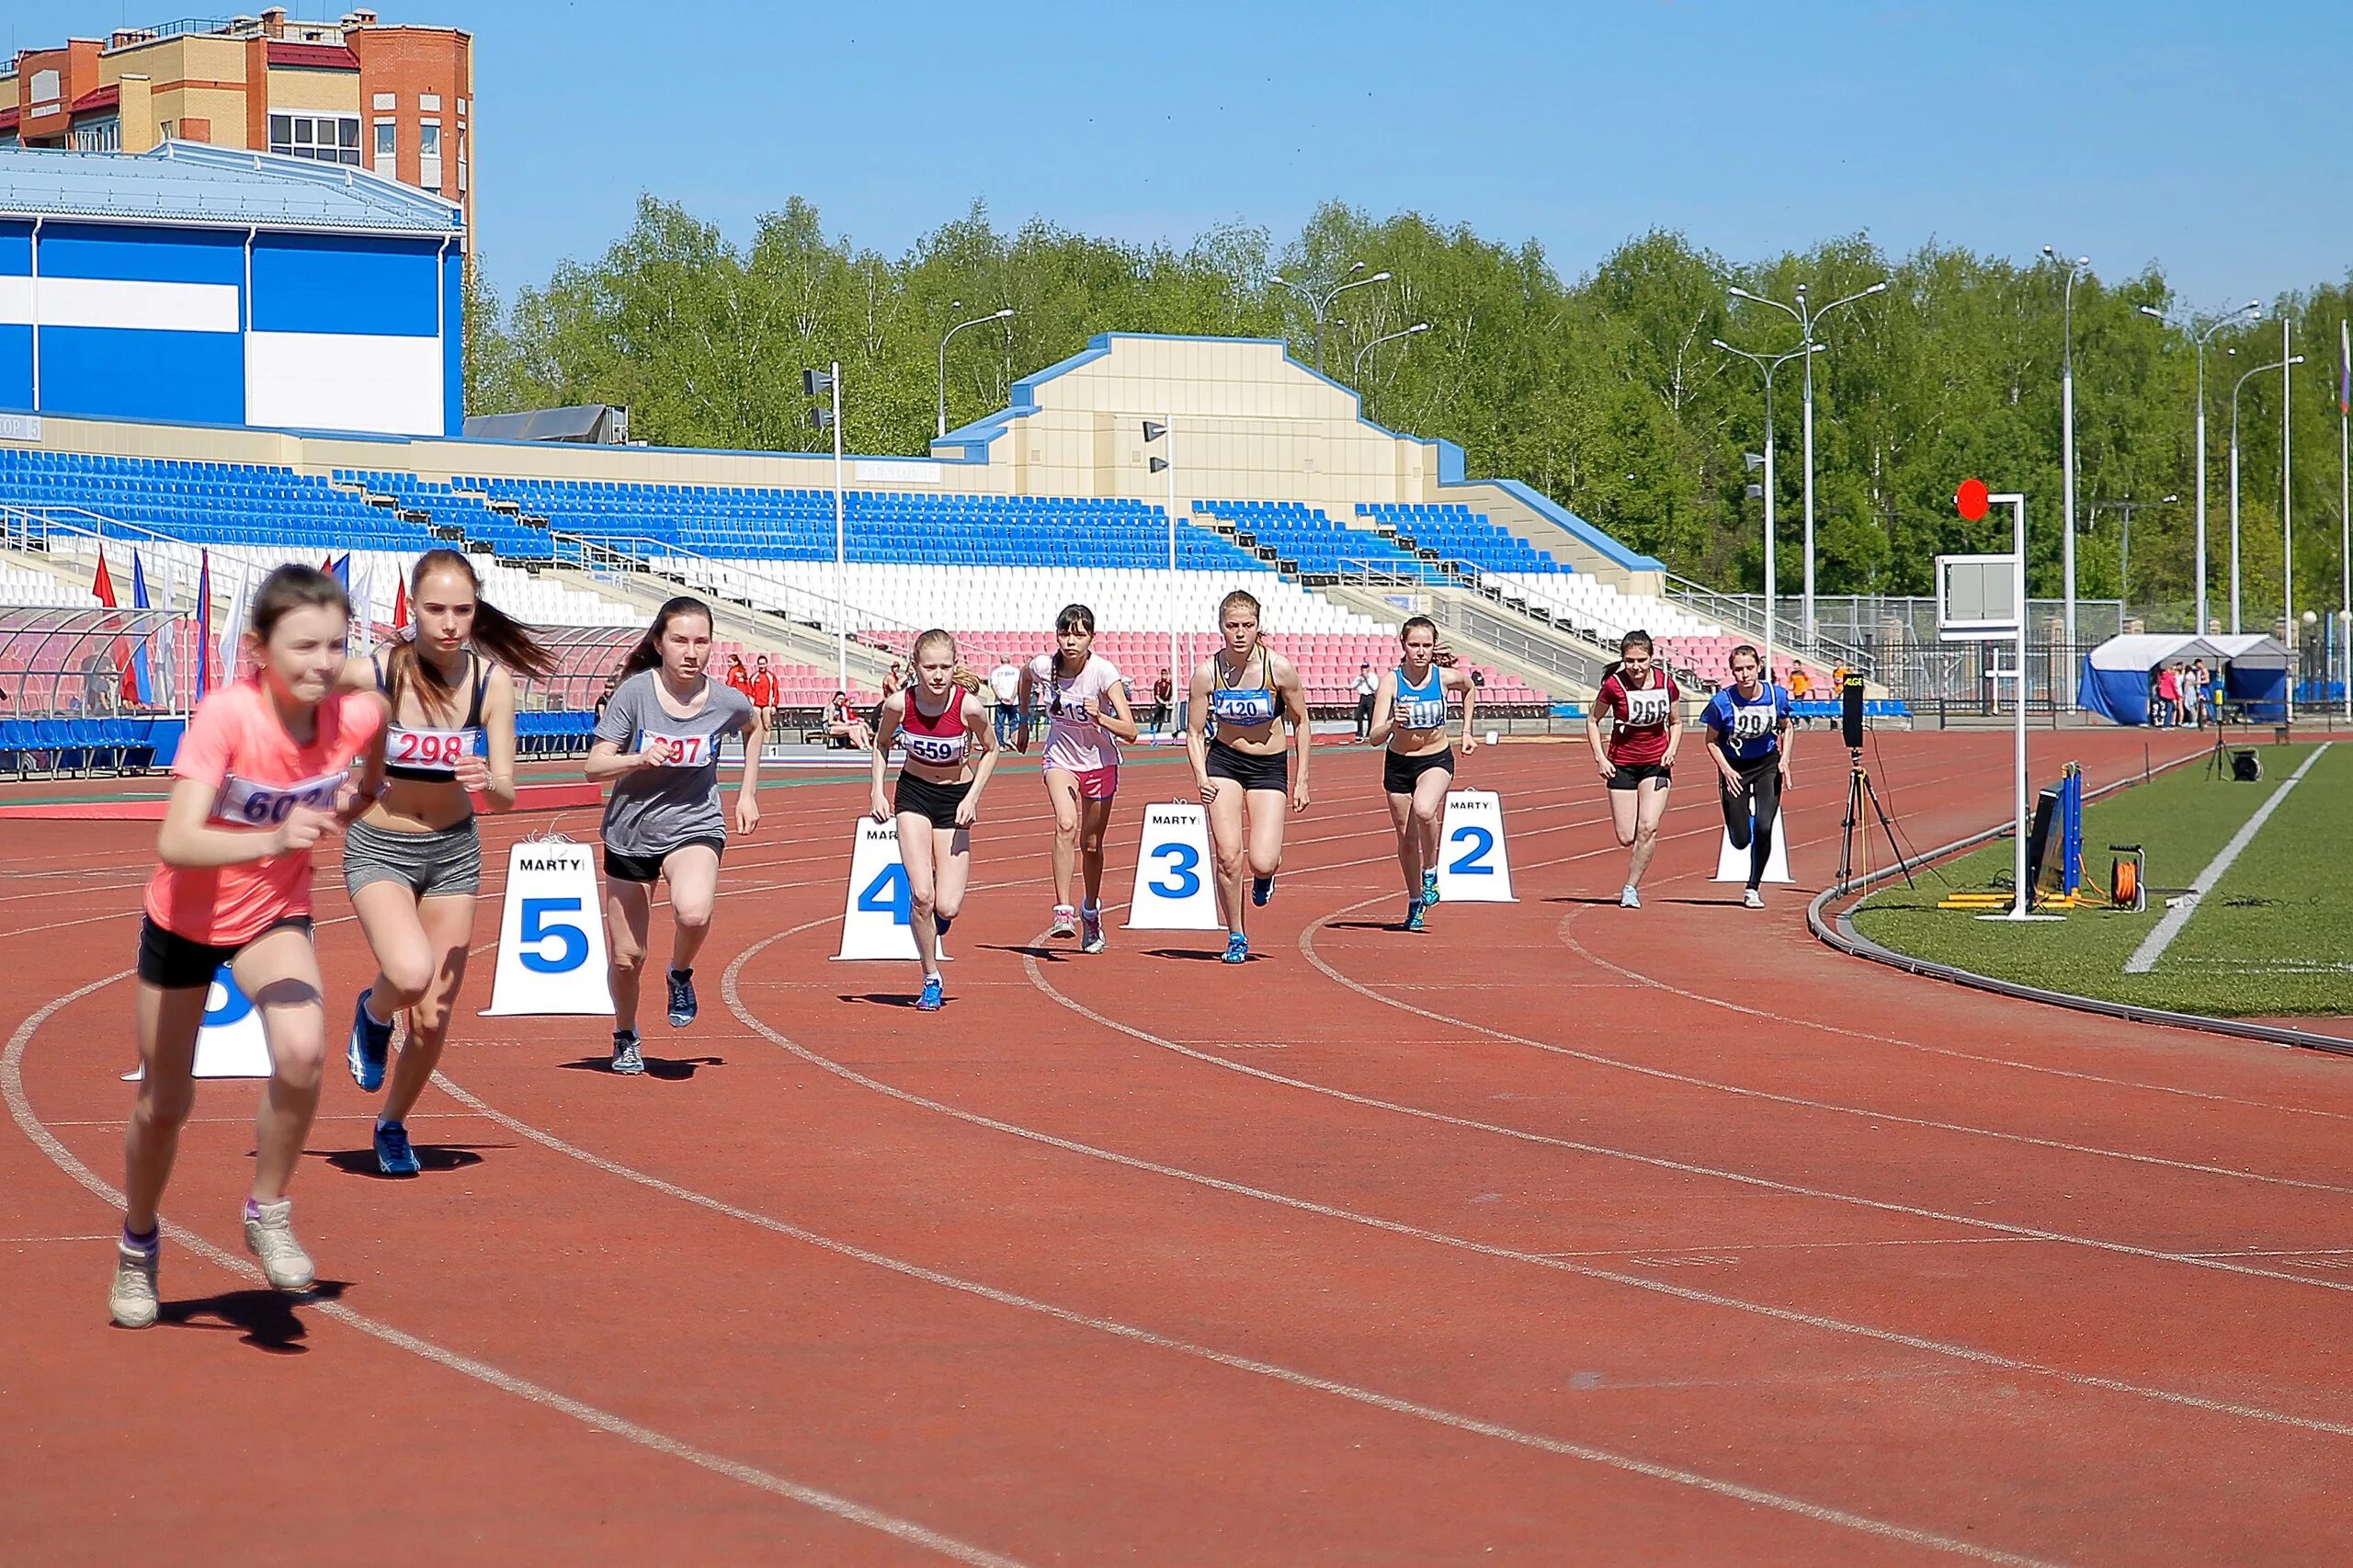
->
216;557;252;684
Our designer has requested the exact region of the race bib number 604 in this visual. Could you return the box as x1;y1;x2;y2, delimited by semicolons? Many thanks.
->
215;769;349;826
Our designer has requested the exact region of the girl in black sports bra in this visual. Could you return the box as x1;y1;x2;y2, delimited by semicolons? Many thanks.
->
339;549;554;1176
1183;587;1313;963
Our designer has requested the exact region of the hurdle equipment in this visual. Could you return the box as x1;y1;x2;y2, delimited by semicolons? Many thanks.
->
483;835;614;1016
1435;790;1516;903
834;817;953;960
123;965;272;1080
1124;801;1222;930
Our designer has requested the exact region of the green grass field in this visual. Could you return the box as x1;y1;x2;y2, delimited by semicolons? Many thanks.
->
1851;741;2353;1019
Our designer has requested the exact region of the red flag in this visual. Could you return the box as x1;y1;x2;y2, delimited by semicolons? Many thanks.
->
89;553;139;704
392;577;409;631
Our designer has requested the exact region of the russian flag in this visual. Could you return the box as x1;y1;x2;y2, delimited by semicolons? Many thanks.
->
195;551;213;700
130;551;155;706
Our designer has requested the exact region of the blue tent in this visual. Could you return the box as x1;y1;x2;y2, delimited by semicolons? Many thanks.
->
2208;634;2291;722
2078;633;2224;725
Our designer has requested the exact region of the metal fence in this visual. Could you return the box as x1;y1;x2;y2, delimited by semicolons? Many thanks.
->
0;607;193;716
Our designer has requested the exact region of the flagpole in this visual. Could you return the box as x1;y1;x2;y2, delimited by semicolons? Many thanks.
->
2339;317;2349;720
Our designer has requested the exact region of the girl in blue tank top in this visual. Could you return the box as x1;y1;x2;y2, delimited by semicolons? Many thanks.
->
1185;588;1313;964
1366;616;1478;931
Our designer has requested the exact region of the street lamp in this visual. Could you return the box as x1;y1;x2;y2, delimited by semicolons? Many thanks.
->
2230;351;2303;635
1727;276;1890;645
1270;262;1392;372
2086;494;2176;604
2042;246;2090;651
1141;418;1180;723
803;365;847;690
1352;320;1429;383
1713;336;1824;683
937;304;1015;440
2137;299;2261;633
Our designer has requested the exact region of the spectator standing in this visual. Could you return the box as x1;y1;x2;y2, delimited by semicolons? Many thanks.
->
989;657;1023;746
1351;663;1379;742
1152;667;1174;737
722;654;754;703
2154;663;2180;727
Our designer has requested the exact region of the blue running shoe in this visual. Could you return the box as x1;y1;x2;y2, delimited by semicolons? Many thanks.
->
665;968;698;1028
1422;869;1440;906
1222;932;1250;964
1251;875;1275;907
347;988;391;1093
935;913;953;937
917;974;945;1011
374;1119;420;1176
1405;900;1427;933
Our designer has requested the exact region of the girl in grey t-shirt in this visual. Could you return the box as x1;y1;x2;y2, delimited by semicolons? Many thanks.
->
585;597;766;1074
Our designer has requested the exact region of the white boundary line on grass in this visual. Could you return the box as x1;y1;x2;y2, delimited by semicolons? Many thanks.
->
2123;745;2327;976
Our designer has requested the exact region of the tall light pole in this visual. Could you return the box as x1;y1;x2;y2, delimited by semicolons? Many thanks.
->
1142;418;1178;727
2138;300;2260;634
1713;336;1824;683
2340;318;2349;717
804;364;847;690
2281;316;2296;648
1270;261;1392;372
2042;247;2089;653
2231;351;2302;635
938;304;1014;440
1728;276;1890;645
2086;494;2175;605
1352;320;1428;384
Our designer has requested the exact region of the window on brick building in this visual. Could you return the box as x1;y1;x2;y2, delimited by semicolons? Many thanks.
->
72;118;123;153
456;128;468;194
373;119;396;177
418;121;442;189
270;112;360;165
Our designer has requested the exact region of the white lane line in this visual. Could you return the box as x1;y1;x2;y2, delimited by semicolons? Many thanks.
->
445;992;2061;1566
2126;746;2327;974
714;926;2353;1448
0;972;1031;1568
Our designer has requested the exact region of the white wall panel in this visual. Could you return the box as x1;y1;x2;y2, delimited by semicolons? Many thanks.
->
0;276;240;333
244;331;443;437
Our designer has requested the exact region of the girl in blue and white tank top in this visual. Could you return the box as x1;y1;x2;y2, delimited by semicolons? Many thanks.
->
1701;642;1794;906
1365;616;1478;931
1184;588;1313;964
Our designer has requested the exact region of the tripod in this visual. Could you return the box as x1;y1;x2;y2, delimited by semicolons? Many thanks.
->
2203;705;2232;780
1836;746;1915;895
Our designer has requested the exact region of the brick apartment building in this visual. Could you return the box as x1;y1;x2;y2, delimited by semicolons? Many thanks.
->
0;10;475;244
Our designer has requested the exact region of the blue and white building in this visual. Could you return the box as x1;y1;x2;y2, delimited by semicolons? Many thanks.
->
0;140;465;437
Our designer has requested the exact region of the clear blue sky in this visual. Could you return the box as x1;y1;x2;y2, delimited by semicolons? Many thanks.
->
29;1;2352;306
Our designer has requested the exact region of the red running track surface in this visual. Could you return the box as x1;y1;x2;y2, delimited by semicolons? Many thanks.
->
5;728;2351;1565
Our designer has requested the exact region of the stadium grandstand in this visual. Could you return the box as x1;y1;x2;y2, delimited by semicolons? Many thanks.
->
0;143;1840;770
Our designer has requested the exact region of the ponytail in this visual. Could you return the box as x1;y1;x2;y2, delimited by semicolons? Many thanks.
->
385;548;557;718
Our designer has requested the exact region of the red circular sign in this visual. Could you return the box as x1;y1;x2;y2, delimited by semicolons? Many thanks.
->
1956;478;1990;522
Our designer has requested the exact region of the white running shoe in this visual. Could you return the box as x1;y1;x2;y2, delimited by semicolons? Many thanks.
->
1620;885;1642;909
243;1199;315;1292
1743;888;1766;909
1080;906;1107;954
1048;905;1079;939
110;1239;159;1329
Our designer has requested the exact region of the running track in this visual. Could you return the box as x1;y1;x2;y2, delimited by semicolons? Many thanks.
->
6;728;2351;1565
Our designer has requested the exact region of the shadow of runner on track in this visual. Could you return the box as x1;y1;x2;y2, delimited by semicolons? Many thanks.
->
315;1143;500;1178
554;1055;723;1081
144;1279;349;1354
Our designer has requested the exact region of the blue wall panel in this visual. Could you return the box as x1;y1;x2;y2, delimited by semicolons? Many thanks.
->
39;222;245;286
0;325;31;411
40;325;244;425
442;249;462;435
251;233;440;337
0;222;30;278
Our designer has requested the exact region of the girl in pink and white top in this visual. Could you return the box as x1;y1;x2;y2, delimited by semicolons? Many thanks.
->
113;564;386;1328
1017;603;1140;953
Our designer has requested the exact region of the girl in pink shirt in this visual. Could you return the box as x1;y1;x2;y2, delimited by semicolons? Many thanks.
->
1017;604;1139;953
112;565;384;1329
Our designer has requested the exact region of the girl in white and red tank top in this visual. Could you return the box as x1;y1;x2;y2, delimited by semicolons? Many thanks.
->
869;631;998;1013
